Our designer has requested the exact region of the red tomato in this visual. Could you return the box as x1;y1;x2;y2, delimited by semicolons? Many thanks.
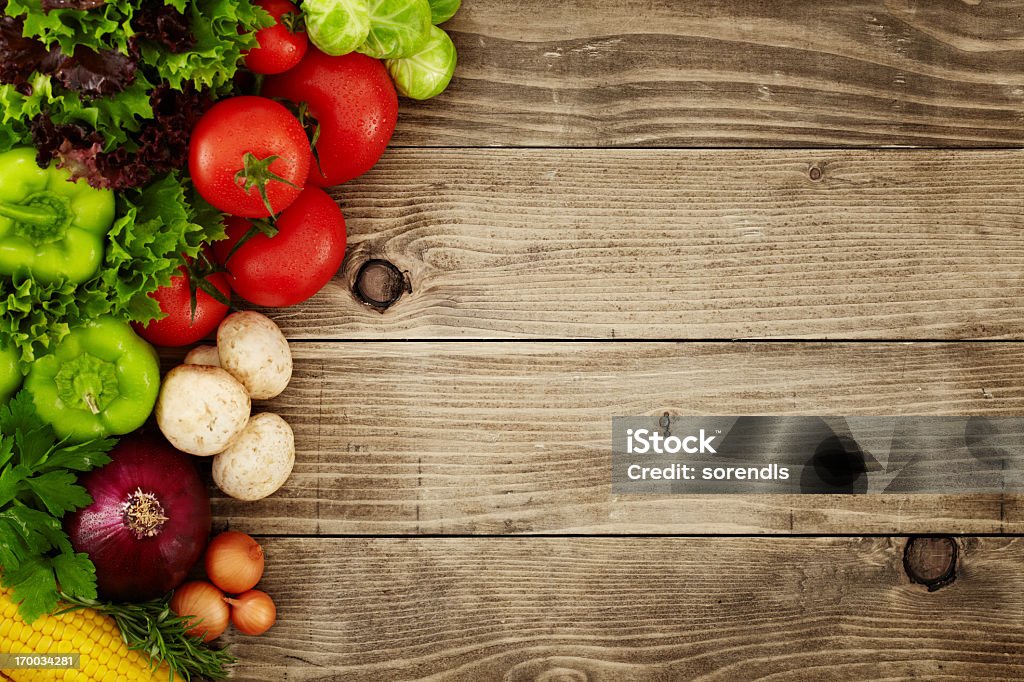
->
189;96;310;218
245;0;308;75
262;50;397;187
132;267;231;347
213;187;346;307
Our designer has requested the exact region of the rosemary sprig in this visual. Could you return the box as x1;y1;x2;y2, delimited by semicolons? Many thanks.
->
57;592;235;682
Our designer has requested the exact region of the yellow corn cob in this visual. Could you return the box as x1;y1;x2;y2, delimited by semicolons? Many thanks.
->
0;586;171;682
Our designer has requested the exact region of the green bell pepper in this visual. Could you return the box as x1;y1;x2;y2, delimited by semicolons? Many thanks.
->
0;147;115;285
25;317;160;441
0;342;22;404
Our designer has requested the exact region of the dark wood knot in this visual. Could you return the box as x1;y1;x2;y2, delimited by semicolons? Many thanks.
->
354;259;409;310
903;536;957;591
808;164;823;181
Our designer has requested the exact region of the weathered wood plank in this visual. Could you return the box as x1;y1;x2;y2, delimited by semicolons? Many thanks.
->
224;536;1024;681
210;342;1024;535
394;0;1024;147
267;149;1024;340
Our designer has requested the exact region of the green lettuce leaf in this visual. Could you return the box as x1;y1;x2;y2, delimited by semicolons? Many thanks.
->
141;0;268;91
4;0;138;55
4;0;270;92
0;74;153;152
0;74;53;149
50;79;153;150
0;276;108;366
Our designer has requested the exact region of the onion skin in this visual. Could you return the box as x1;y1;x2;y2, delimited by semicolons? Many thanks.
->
171;581;230;642
227;589;276;636
64;435;212;602
205;531;265;594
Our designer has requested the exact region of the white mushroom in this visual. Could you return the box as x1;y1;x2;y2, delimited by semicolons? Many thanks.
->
184;345;221;367
212;413;295;501
217;311;292;400
156;365;251;456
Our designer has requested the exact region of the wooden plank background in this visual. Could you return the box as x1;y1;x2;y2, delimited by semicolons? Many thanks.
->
211;342;1024;535
221;537;1024;681
214;0;1023;679
392;0;1024;147
262;149;1024;340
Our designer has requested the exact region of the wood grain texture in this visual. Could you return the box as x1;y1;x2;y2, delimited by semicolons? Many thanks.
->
209;342;1024;535
266;149;1024;340
394;0;1024;147
224;536;1024;681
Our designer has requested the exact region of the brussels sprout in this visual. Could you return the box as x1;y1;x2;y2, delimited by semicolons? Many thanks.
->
386;25;457;100
428;0;460;24
356;0;432;59
304;0;371;56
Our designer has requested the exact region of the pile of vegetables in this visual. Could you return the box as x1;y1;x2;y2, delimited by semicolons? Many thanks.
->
0;0;464;676
159;311;298;502
0;0;244;367
173;531;277;641
1;0;463;366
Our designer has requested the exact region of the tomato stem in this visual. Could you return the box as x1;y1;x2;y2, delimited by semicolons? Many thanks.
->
280;11;305;34
181;252;232;323
222;217;279;269
233;152;301;218
274;99;323;178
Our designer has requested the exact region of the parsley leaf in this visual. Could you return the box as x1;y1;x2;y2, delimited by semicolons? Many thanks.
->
0;392;114;622
36;438;118;474
52;553;99;603
26;471;94;518
4;556;58;623
0;390;41;439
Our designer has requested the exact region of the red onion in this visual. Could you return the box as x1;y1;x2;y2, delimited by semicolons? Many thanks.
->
65;434;211;602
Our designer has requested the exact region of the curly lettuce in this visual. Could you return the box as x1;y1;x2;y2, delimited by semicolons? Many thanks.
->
5;0;141;55
0;73;152;151
0;276;106;365
0;0;255;360
5;0;268;88
141;0;269;90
